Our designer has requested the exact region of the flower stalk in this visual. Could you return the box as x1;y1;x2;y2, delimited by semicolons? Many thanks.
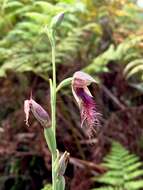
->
24;12;100;190
46;13;69;190
49;30;56;138
47;28;57;190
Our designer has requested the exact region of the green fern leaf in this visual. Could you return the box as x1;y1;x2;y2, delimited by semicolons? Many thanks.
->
92;141;143;190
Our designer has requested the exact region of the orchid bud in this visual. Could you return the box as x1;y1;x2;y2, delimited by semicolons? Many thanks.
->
50;12;64;30
24;97;50;128
72;71;101;138
56;151;70;177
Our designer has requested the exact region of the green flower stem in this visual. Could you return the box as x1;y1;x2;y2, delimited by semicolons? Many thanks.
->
52;155;56;190
56;77;73;92
46;22;68;190
51;39;56;137
48;29;57;137
47;33;57;135
46;29;57;190
51;35;57;190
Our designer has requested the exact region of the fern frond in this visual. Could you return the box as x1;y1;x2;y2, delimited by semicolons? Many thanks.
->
0;21;101;79
124;59;143;79
92;187;115;190
92;141;143;190
84;36;143;74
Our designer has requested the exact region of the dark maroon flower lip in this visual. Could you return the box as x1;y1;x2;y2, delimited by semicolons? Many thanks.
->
75;87;94;105
72;71;101;138
74;87;101;137
81;96;101;138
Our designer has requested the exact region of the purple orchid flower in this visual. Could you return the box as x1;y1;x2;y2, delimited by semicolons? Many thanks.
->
72;71;101;138
24;95;50;128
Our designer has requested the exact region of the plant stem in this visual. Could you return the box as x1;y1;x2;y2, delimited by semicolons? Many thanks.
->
50;31;57;190
52;155;56;190
51;41;56;137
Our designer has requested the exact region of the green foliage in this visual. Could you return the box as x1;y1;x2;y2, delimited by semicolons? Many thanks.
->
0;0;143;81
41;184;52;190
84;36;143;74
123;58;143;80
0;0;102;79
92;141;143;190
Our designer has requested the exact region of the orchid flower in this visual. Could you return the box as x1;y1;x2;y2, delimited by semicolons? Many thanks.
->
72;71;101;137
24;95;50;128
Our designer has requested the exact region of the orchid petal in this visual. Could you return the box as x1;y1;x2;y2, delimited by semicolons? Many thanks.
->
24;100;30;127
73;71;96;87
30;98;50;128
72;71;101;138
24;97;50;128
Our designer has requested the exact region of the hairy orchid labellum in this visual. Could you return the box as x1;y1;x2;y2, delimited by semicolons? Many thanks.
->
24;96;50;128
72;71;101;138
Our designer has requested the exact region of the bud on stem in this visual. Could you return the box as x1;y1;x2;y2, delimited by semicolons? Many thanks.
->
55;151;70;177
24;97;50;128
50;13;64;30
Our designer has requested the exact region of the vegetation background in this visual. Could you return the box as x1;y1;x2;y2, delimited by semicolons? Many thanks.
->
0;0;143;189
